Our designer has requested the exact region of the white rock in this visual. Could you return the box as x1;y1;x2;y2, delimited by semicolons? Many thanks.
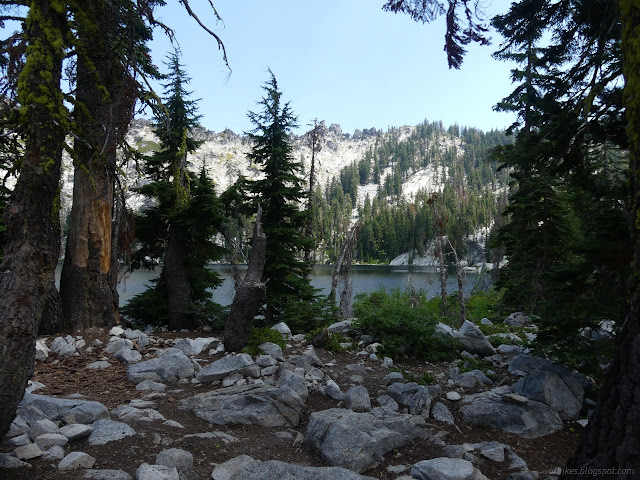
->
109;326;125;336
271;322;291;337
58;451;96;470
446;391;462;401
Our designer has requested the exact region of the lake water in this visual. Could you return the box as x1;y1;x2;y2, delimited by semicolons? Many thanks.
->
104;265;481;307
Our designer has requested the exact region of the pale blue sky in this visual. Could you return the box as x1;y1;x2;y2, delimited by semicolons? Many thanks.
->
149;0;517;136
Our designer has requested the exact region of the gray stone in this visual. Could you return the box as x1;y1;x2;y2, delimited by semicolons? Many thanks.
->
42;445;65;460
88;419;136;445
109;326;125;336
447;391;462;401
155;448;193;471
455;370;493;389
411;457;488;480
324;379;345;401
222;373;244;387
435;322;455;336
7;415;30;437
271;322;291;337
179;370;307;427
431;402;455;425
504;312;533;327
255;355;277;367
115;347;142;364
14;443;44;460
304;408;431;472
196;353;255;383
58;451;96;470
257;342;284;360
136;379;166;392
105;338;129;354
35;339;50;361
376;395;399;412
305;367;325;381
344;386;371;412
87;360;112;370
513;370;583;420
112;405;166;423
327;319;352;334
9;433;31;447
34;432;68;449
136;463;179;480
20;393;108;424
460;390;563;438
83;469;133;480
127;348;195;384
123;328;143;340
59;423;93;440
497;344;525;357
386;382;441;417
172;337;218;356
382;372;405;385
58;343;77;358
211;454;376;480
50;336;69;353
0;452;31;468
480;318;493;326
454;320;496;357
28;418;59;439
346;363;366;374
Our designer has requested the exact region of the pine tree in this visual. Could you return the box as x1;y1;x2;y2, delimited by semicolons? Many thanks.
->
123;52;225;330
247;71;318;327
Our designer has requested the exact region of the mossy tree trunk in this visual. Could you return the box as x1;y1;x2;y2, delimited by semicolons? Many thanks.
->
561;1;640;475
60;0;134;330
0;0;67;437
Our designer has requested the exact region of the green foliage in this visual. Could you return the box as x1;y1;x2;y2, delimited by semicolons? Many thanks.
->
405;371;435;386
242;328;286;356
120;287;168;328
246;71;320;323
352;288;459;361
304;328;351;353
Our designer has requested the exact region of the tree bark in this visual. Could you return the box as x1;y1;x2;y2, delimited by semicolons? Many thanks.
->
0;0;66;437
561;2;640;476
164;224;193;331
60;1;133;330
224;207;267;352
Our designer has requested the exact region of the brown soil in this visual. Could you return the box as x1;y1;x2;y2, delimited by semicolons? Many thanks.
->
0;328;581;480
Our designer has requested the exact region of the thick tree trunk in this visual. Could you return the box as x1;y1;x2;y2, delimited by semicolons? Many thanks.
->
561;3;640;476
163;224;193;331
0;0;66;437
60;1;132;330
224;207;267;352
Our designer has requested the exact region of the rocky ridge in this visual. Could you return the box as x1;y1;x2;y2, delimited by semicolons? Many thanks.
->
1;316;591;480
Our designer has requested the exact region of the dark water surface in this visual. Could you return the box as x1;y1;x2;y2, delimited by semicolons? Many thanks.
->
56;264;480;307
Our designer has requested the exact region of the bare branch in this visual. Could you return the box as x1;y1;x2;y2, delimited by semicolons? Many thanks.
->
179;0;229;70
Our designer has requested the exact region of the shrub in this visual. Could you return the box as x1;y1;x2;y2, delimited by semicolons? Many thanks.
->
243;327;286;356
352;288;459;361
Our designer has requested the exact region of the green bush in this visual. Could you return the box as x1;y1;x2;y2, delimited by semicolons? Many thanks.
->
243;327;286;356
352;288;459;361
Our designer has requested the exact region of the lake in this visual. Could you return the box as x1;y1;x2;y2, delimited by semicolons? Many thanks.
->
104;265;482;307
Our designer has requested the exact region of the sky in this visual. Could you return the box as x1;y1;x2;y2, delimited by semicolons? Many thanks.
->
148;0;518;136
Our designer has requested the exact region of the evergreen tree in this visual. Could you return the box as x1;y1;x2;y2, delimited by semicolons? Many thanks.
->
247;71;317;326
123;52;225;330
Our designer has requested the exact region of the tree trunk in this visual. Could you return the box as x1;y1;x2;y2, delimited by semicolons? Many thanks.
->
60;1;132;330
224;207;267;352
163;224;193;331
0;0;66;437
438;235;448;315
561;2;640;475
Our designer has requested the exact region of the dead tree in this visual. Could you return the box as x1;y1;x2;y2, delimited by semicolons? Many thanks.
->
446;237;466;325
303;119;326;263
331;222;361;319
224;206;267;352
428;194;448;316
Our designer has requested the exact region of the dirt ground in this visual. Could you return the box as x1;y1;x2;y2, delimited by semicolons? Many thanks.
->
0;328;581;480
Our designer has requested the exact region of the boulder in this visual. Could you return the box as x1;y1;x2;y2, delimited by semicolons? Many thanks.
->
127;348;194;384
386;382;441;417
0;452;31;468
504;312;533;327
88;420;136;446
454;321;496;357
20;393;108;424
114;347;142;364
211;455;376;480
14;443;44;460
460;389;563;438
304;408;431;472
196;353;255;383
327;320;352;334
179;370;307;427
431;402;455;425
257;342;284;360
513;371;582;420
411;457;489;480
172;337;218;356
58;451;96;470
59;423;93;441
34;433;68;449
344;386;371;413
136;463;179;480
271;322;291;337
324;379;345;401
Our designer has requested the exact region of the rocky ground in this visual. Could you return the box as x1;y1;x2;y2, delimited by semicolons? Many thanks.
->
0;317;591;480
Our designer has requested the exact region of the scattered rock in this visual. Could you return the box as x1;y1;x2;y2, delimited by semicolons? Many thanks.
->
34;432;68;449
114;347;142;364
327;319;352;334
59;423;93;441
127;348;195;384
172;337;218;356
210;454;376;480
304;408;431;472
136;463;179;480
447;391;462;401
135;379;167;392
86;361;112;370
88;420;136;446
324;379;345;401
14;443;44;460
271;322;291;337
196;353;256;383
344;386;372;412
58;451;96;470
454;320;496;357
21;393;108;424
83;470;133;480
155;448;193;471
432;402;455;425
0;452;31;468
411;457;489;480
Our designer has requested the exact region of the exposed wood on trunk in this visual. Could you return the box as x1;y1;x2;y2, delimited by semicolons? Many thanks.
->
224;206;267;352
0;0;67;437
331;222;360;319
447;237;466;325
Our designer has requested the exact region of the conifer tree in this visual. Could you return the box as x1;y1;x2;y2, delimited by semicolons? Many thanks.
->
123;52;225;330
247;71;317;326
